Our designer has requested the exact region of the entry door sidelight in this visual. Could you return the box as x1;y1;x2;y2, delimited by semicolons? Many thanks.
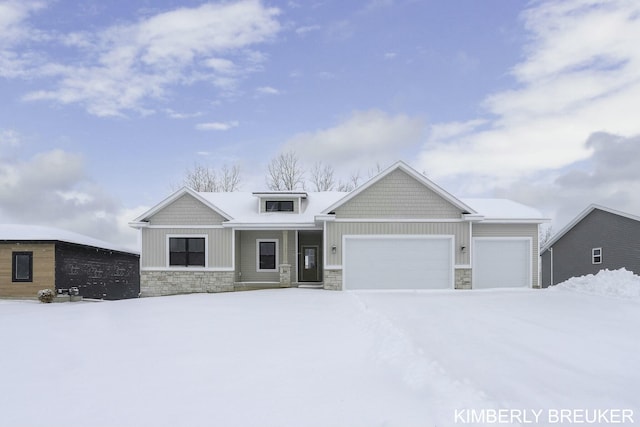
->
301;246;319;282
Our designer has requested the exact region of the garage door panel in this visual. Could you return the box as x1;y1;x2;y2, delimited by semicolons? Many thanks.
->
344;237;452;290
473;239;530;288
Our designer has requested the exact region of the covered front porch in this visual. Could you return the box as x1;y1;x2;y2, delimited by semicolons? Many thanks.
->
233;229;323;289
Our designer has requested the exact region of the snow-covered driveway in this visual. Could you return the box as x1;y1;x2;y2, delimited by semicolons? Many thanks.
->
0;276;638;427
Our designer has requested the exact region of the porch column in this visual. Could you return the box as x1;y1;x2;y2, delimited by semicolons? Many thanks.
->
279;230;291;287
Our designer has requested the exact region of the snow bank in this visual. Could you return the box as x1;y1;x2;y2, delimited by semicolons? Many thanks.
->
553;268;640;300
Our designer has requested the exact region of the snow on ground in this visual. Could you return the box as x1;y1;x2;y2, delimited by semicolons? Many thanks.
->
551;268;640;299
0;274;638;427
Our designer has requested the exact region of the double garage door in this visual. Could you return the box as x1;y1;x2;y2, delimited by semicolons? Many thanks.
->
343;236;453;290
342;235;532;290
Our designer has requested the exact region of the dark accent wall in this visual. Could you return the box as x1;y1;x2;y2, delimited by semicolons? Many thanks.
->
55;243;140;300
541;209;640;287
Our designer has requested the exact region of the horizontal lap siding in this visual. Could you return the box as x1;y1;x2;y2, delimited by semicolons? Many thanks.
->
326;222;469;266
141;228;232;268
0;243;55;298
148;194;226;225
472;223;540;287
546;210;640;285
334;169;463;219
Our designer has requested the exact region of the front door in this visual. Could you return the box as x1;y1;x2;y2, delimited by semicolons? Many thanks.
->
301;245;319;282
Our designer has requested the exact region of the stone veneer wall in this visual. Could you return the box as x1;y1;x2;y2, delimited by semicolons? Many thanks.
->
323;269;342;290
141;271;234;297
455;268;472;289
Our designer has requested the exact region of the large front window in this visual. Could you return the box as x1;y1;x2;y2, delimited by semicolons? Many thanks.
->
12;252;33;282
257;239;278;271
169;237;205;267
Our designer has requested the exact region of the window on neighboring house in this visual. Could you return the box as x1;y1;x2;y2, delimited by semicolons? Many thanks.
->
169;237;206;267
257;239;278;271
265;200;294;212
12;252;33;282
592;247;602;265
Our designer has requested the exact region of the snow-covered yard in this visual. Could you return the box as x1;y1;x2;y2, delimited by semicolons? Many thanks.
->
1;270;638;427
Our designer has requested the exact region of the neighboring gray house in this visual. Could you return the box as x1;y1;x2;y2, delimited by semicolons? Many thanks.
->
130;161;547;296
541;205;640;287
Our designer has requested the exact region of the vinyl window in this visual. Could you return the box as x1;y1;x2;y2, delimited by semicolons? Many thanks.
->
12;252;33;282
169;237;206;267
592;247;602;265
257;239;278;271
265;201;294;212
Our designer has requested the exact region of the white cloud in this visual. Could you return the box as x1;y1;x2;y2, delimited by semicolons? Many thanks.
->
417;0;640;192
284;109;425;171
295;25;321;35
0;129;21;147
256;86;280;95
0;149;140;249
384;52;397;60
196;121;239;131
6;0;281;116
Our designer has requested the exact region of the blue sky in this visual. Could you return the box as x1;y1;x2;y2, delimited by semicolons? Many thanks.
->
1;0;640;248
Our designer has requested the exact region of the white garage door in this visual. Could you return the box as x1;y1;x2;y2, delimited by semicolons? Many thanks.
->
473;238;531;288
343;236;453;290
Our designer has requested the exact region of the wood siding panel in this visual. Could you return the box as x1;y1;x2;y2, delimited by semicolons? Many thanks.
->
141;228;233;268
237;230;295;282
542;209;640;287
148;194;226;225
334;169;463;219
325;222;469;266
473;223;540;287
0;243;55;298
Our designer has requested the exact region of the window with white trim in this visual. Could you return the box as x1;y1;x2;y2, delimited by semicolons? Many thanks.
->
257;239;278;271
169;237;205;267
592;247;602;265
265;200;294;212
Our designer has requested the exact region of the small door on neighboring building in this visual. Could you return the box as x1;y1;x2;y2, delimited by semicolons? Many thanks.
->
300;245;319;282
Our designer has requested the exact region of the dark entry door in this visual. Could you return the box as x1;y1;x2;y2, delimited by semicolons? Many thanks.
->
301;246;319;281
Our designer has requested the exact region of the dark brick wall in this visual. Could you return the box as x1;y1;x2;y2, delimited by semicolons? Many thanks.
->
55;243;140;300
542;209;640;287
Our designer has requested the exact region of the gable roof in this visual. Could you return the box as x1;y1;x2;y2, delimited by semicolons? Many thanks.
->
0;224;138;254
321;161;477;215
541;204;640;253
131;187;233;224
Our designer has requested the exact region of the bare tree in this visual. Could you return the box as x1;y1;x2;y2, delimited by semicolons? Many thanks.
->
309;162;335;191
219;164;241;192
336;170;361;192
539;225;554;247
181;163;241;192
266;151;305;191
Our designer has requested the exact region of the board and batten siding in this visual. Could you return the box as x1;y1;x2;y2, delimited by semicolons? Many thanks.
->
0;243;55;298
147;194;226;225
334;169;464;219
141;228;233;269
472;223;540;287
325;222;470;267
236;230;296;282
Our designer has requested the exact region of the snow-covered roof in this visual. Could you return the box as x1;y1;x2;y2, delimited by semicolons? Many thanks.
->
0;224;138;254
462;198;547;222
198;191;348;226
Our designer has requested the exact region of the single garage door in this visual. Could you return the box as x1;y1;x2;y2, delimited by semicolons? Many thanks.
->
343;236;453;290
473;238;531;288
